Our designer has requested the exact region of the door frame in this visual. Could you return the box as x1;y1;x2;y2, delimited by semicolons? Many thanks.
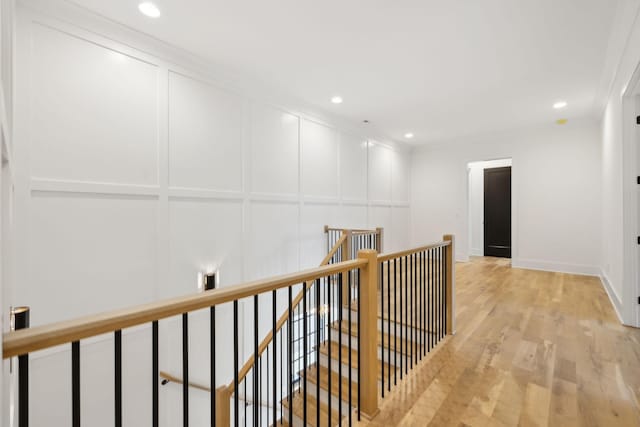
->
622;61;640;328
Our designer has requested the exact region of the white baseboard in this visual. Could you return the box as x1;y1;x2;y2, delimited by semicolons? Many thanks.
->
599;269;624;324
511;258;600;276
456;253;470;262
469;248;483;256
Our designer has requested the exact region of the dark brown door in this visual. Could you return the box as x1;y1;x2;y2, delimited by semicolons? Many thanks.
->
484;166;511;258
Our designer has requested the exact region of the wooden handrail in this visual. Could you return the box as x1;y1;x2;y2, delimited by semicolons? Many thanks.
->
324;226;378;233
160;371;210;392
228;233;348;394
2;256;366;359
377;240;451;262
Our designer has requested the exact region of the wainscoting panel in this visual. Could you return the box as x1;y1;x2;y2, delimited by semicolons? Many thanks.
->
301;118;339;198
25;193;158;325
168;71;244;191
249;103;299;196
340;132;368;201
29;22;159;185
368;141;393;202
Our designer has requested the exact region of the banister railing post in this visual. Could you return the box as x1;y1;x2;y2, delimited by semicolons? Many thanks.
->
215;386;230;426
341;230;353;307
376;227;384;253
357;249;379;419
443;234;455;335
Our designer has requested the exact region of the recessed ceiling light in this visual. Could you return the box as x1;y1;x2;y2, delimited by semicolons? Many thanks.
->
139;2;161;18
404;133;414;139
331;96;343;104
553;101;567;109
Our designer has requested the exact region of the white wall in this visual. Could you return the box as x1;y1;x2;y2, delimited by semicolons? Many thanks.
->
1;0;16;424
411;119;602;275
600;0;640;326
467;158;512;256
9;2;411;426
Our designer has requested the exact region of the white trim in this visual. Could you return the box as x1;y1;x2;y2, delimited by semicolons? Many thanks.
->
621;50;640;327
167;187;244;201
599;268;624;324
469;248;483;257
30;177;160;197
456;253;470;263
511;258;600;276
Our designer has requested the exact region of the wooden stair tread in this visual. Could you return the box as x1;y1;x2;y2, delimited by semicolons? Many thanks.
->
346;301;441;334
270;421;288;427
330;320;414;355
282;391;340;427
319;342;396;378
300;364;359;402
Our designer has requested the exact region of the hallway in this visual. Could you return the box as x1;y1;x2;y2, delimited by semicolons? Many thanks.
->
360;257;640;426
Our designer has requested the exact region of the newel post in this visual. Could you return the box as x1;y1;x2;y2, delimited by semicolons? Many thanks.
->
341;230;353;307
357;249;379;419
375;227;384;253
215;386;230;426
443;235;455;335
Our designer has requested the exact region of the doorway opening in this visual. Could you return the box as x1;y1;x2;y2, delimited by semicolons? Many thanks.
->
467;158;512;259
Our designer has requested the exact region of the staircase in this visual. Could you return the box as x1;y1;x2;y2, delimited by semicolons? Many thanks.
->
4;227;453;427
277;272;446;427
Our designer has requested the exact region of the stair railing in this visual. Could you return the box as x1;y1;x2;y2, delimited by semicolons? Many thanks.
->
223;231;348;426
3;233;454;427
376;235;455;399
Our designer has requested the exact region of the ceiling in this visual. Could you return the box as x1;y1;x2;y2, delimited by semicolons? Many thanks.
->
66;0;621;144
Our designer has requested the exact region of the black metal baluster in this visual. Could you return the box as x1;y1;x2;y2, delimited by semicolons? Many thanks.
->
422;251;426;357
272;290;277;427
437;247;440;343
429;249;436;349
444;245;448;335
288;286;293;426
399;256;403;379
72;341;80;427
243;380;246;427
348;270;352;427
338;272;343;423
412;253;420;364
394;258;397;385
253;295;258;427
442;246;445;340
14;307;29;427
387;260;391;391
439;247;442;341
430;249;434;351
210;305;216;427
380;261;384;398
259;352;262;426
417;252;421;359
357;269;361;421
153;321;159;427
303;283;308;426
327;275;332;422
234;301;239;427
115;330;122;427
280;328;283;423
405;255;409;375
438;247;442;342
183;313;189;427
409;253;413;370
315;279;321;427
267;346;270;427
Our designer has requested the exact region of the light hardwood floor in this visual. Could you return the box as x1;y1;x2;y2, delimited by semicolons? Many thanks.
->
357;256;640;427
